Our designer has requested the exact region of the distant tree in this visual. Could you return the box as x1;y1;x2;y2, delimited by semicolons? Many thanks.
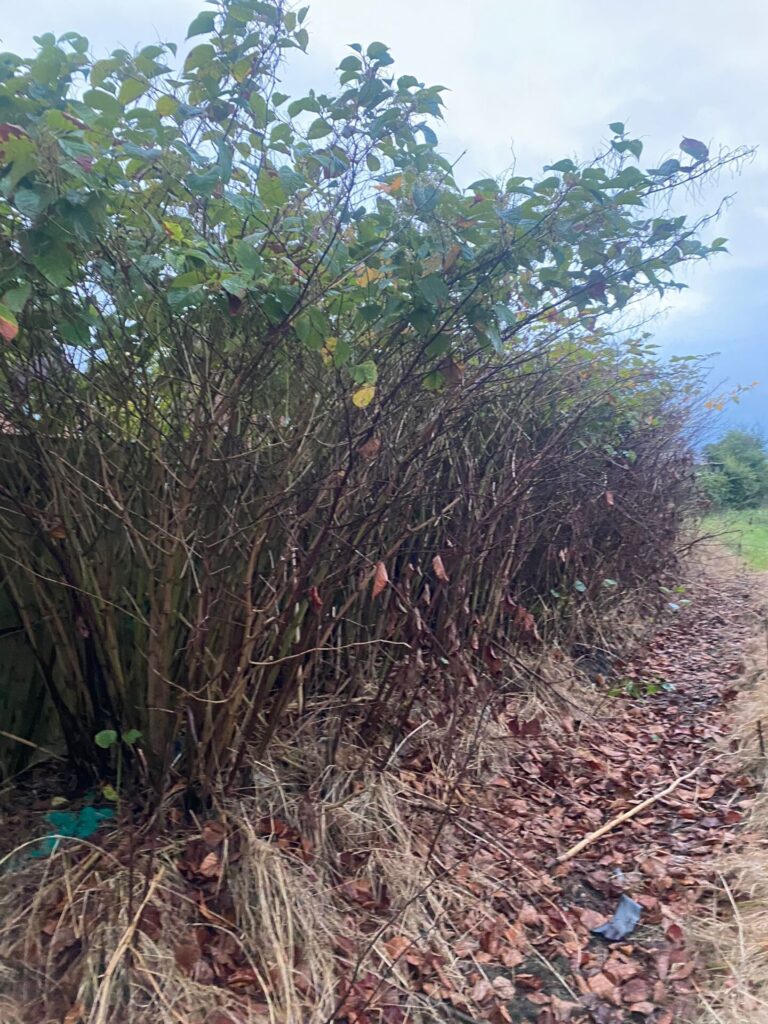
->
702;430;768;508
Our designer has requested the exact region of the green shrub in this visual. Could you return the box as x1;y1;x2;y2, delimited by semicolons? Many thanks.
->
702;431;768;508
0;0;746;791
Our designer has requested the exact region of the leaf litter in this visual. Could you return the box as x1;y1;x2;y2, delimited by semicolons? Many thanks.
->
0;558;759;1023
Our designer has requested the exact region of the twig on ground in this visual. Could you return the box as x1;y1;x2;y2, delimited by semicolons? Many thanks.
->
556;764;704;864
91;866;165;1024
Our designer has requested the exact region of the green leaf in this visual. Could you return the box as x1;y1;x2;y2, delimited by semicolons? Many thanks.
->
83;88;124;118
248;92;268;129
187;168;221;194
294;308;328;350
339;55;362;72
118;77;149;105
609;166;647;189
287;95;320;117
184;43;215;73
307;117;332;140
31;244;72;287
350;360;377;385
295;28;309;50
14;186;49;218
90;58;118;87
102;784;119;801
257;170;286;207
609;121;625;135
234;239;264;272
2;282;31;313
186;10;217;37
94;729;118;749
366;41;391;62
573;580;587;593
156;95;179;117
121;728;142;745
680;137;709;163
416;274;449;306
545;159;576;173
423;370;445;391
650;158;680;178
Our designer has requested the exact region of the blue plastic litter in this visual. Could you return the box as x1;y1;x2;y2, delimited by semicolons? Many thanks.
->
591;894;642;941
30;805;115;858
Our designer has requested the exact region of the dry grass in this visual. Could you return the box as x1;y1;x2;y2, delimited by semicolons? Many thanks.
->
0;645;607;1024
692;568;768;1023
0;686;554;1024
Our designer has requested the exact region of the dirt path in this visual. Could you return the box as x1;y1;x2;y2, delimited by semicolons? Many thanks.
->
441;551;765;1023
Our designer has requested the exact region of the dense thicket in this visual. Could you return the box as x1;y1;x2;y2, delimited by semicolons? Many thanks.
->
0;0;745;791
702;430;768;509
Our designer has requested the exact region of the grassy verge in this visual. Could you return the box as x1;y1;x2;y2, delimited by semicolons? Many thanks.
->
703;508;768;571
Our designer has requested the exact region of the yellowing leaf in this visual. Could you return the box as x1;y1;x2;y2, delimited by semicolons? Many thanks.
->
321;336;338;365
375;174;403;194
442;244;461;272
156;95;178;117
162;220;184;242
372;561;389;599
352;385;375;408
102;784;119;802
355;266;381;286
0;303;19;343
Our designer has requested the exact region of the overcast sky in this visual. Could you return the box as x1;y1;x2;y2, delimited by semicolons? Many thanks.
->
3;0;766;434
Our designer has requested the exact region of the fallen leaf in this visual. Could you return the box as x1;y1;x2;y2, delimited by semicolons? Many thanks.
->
628;1002;656;1016
621;978;650;1004
587;973;621;1005
551;995;580;1021
198;851;220;878
174;941;200;975
492;976;516;999
518;903;540;926
578;907;608;931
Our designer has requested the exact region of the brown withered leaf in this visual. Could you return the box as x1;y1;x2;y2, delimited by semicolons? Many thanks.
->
492;976;516;1000
621;978;650;1004
197;851;221;878
587;973;621;1006
357;435;381;459
63;1003;85;1024
518;903;541;926
372;561;389;599
550;995;581;1021
443;244;461;272
202;819;227;847
174;941;200;975
432;554;449;582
